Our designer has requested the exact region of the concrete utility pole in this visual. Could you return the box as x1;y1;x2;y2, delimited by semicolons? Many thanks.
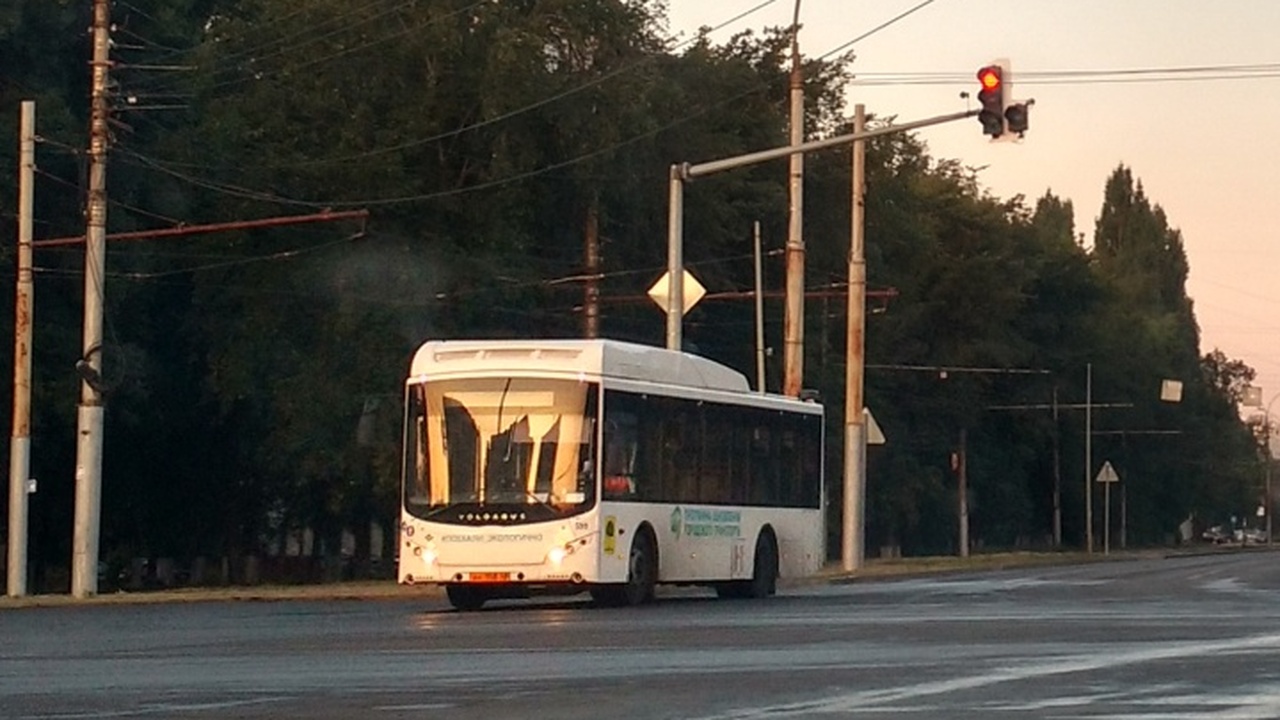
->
1084;363;1093;555
72;0;112;598
583;200;600;339
8;100;35;598
1264;392;1279;545
753;220;766;394
782;1;805;398
664;164;684;350
841;104;866;571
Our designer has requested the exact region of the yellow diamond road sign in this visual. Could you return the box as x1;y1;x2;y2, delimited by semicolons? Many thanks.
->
648;270;706;316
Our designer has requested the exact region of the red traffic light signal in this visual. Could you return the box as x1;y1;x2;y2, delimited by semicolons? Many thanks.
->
976;65;1005;137
978;67;1001;92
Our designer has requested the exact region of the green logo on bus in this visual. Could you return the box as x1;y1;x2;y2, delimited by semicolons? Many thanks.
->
670;507;683;539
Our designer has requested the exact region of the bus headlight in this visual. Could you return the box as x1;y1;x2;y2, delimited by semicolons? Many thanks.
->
547;536;591;566
547;545;572;566
413;544;438;566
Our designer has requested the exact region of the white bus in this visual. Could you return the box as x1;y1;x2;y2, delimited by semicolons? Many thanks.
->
398;338;824;610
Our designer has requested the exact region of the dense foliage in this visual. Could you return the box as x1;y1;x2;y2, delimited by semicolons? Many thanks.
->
0;0;1263;587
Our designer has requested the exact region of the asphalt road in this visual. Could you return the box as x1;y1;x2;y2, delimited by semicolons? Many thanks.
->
3;550;1279;719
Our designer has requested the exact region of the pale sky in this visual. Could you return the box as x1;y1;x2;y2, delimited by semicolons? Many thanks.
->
666;0;1280;410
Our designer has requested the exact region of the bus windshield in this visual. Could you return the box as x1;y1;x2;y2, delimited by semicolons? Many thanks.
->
403;377;597;522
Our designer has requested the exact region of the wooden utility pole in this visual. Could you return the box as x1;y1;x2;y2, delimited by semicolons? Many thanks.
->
71;0;112;598
8;101;35;598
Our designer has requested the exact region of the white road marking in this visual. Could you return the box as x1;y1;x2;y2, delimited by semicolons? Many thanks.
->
16;697;290;720
692;631;1280;719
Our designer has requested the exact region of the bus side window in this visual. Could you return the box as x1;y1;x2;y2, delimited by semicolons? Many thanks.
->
603;412;638;499
701;406;731;504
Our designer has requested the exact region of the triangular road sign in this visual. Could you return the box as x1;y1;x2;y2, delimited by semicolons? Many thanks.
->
1095;460;1120;484
864;408;886;445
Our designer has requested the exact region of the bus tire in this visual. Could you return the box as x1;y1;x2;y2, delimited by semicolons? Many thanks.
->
446;585;487;611
717;530;778;600
592;527;657;607
747;530;778;599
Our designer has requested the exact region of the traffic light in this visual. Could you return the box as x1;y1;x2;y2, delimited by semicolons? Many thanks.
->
1005;102;1029;135
976;65;1005;137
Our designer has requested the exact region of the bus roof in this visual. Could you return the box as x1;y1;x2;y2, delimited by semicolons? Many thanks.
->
409;338;753;393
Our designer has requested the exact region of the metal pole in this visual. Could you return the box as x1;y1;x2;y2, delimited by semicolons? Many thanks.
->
665;165;684;351
8;100;35;598
957;426;969;558
782;5;805;398
1085;362;1093;555
1259;422;1269;540
1104;461;1111;555
72;0;111;598
1121;482;1127;550
753;220;765;394
683;109;975;180
841;104;867;572
1266;402;1275;545
1052;385;1061;548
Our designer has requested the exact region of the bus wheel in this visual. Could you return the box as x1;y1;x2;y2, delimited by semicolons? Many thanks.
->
746;531;778;599
592;529;657;606
716;532;778;599
446;585;487;611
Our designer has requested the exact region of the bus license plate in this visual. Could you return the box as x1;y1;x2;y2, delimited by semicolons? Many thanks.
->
468;572;510;583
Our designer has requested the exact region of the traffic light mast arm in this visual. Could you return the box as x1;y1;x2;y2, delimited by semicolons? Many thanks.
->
678;108;979;180
665;106;979;350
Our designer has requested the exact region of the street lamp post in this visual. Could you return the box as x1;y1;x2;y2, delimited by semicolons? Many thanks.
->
1242;387;1275;546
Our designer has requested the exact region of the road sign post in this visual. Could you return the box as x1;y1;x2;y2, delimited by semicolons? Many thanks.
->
1096;460;1120;554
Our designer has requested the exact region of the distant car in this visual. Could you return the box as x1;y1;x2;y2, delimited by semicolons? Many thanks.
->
1202;526;1231;544
1240;527;1267;545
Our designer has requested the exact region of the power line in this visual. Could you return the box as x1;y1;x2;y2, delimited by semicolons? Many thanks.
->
151;0;487;98
113;233;363;279
848;62;1280;86
107;0;945;211
819;0;939;60
135;0;780;171
868;363;1052;376
32;209;369;248
126;0;409;84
